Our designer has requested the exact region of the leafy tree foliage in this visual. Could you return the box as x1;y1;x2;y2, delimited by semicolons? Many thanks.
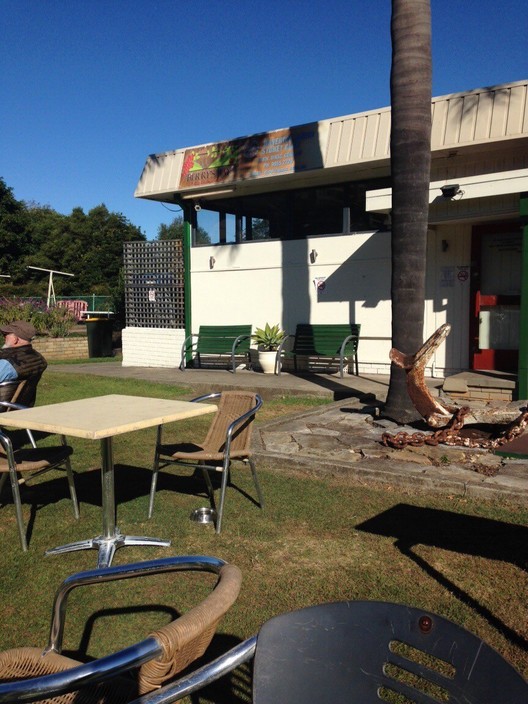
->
0;177;145;299
157;215;211;244
249;218;270;240
157;217;184;241
0;179;32;282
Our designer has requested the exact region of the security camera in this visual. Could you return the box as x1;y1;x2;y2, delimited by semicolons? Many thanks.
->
194;203;202;212
440;184;461;199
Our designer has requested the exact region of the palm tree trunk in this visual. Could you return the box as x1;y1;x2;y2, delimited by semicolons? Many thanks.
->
383;0;432;423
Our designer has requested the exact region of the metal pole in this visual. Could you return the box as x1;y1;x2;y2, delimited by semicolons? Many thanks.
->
183;210;193;365
100;437;115;538
517;192;528;399
47;272;54;307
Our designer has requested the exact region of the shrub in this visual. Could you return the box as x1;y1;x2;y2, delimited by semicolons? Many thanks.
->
0;297;76;338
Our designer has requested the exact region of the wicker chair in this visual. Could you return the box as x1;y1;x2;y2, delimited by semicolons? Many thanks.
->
0;369;45;408
149;391;264;534
0;555;242;704
0;380;26;407
0;428;79;551
0;371;46;448
130;601;528;704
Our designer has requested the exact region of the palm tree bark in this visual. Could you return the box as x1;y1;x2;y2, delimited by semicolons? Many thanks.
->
383;0;432;423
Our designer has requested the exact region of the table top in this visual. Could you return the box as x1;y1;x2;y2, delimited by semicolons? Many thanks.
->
0;394;216;440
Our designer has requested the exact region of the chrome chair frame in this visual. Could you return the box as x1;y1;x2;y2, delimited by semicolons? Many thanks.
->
0;380;24;404
0;400;37;447
0;428;78;551
0;556;237;703
0;373;46;447
149;392;264;533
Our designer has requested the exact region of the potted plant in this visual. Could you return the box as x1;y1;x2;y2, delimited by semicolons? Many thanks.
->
252;323;285;373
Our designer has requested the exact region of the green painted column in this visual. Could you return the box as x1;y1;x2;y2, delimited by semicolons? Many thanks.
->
518;192;528;399
183;215;192;365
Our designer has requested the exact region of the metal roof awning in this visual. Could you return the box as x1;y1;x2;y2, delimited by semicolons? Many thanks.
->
135;80;528;205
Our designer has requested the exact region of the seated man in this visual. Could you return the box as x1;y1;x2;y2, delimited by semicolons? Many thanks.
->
0;321;47;385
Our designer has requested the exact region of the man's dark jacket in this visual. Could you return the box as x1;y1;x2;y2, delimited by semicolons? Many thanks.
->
0;345;47;406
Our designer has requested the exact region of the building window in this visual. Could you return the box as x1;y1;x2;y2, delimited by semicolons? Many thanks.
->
190;178;390;246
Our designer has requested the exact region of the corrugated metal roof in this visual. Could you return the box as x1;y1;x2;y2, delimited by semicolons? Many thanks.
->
326;80;528;167
135;80;528;200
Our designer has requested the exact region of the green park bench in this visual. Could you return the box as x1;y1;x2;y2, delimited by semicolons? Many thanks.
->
180;325;252;374
276;323;360;378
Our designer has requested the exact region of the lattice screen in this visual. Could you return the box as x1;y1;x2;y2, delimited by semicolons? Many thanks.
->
123;240;184;328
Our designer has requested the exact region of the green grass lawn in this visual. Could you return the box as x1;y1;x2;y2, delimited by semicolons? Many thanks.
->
1;372;527;701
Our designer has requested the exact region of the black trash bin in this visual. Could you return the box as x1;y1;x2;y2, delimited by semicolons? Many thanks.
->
86;318;114;358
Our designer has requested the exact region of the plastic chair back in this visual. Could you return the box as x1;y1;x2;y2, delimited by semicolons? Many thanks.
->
253;601;528;703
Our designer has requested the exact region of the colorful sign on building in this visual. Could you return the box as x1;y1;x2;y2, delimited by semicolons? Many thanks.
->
179;124;322;189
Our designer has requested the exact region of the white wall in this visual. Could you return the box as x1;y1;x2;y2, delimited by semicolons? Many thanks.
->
425;224;472;375
122;327;186;367
120;227;473;374
190;229;473;376
191;232;394;373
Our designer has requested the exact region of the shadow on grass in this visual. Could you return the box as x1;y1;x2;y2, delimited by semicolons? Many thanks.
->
149;465;262;510
65;604;181;660
10;463;258;549
356;504;528;650
1;472;82;551
6;465;204;549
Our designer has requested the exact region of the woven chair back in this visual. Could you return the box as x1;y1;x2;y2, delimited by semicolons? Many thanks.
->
202;391;257;455
0;562;242;703
15;372;43;408
0;380;26;408
138;563;242;693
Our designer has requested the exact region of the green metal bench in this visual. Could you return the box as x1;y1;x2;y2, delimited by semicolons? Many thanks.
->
276;323;360;378
180;325;252;373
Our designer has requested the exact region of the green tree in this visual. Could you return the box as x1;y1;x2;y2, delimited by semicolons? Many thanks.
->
250;218;270;240
22;204;145;296
0;178;32;283
157;217;184;240
383;0;432;423
157;215;211;244
1;178;147;299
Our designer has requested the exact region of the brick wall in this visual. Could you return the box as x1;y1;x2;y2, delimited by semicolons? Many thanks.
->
33;336;89;361
122;327;186;367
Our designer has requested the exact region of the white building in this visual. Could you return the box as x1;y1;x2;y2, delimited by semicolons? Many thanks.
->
131;79;528;382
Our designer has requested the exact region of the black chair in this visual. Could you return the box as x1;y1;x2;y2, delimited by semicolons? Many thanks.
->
129;601;528;703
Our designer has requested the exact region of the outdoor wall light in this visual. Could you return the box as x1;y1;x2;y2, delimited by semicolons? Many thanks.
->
310;249;318;263
440;184;461;199
441;239;449;252
209;256;216;269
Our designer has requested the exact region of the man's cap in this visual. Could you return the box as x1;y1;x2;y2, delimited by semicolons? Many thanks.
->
0;320;37;341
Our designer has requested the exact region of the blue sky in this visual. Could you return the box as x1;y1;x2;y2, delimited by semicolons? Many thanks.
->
1;0;526;240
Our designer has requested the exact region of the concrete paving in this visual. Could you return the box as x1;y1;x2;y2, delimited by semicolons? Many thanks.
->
47;362;528;504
